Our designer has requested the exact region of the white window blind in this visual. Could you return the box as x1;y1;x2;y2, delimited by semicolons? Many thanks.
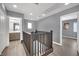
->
28;22;32;29
73;22;77;32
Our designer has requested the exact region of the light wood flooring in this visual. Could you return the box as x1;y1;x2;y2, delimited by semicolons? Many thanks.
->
1;40;26;56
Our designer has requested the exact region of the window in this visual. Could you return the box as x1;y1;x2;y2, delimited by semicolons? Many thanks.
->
28;22;32;29
73;22;77;32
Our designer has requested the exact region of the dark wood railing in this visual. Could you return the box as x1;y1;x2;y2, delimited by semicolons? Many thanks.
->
22;30;53;56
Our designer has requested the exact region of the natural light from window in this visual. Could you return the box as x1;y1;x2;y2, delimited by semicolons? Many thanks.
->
28;22;32;29
73;22;77;32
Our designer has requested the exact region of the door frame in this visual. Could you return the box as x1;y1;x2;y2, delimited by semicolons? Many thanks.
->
60;12;78;46
8;16;23;41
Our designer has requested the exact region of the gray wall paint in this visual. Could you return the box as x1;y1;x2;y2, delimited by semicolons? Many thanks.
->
37;14;60;43
23;19;38;33
62;19;77;39
0;4;9;54
37;5;79;43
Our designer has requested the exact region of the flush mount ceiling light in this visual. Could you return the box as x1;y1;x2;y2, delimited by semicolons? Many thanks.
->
13;5;17;8
29;13;33;15
42;14;46;16
64;3;70;5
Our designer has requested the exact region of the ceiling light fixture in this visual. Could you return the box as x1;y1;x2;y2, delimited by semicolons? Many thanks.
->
42;14;46;16
13;5;17;8
64;3;69;5
29;13;33;15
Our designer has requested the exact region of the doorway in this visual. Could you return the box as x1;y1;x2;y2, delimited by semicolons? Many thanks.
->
9;16;22;41
60;12;78;45
60;12;78;55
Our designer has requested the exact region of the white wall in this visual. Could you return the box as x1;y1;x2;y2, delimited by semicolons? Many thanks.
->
9;16;21;33
61;12;78;21
0;4;9;54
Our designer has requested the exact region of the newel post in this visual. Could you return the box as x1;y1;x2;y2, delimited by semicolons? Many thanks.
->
50;30;53;48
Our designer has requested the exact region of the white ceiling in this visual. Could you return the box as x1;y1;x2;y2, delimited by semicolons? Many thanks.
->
4;3;79;21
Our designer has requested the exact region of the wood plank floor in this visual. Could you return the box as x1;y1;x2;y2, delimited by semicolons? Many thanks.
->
48;37;78;56
1;40;26;56
1;37;78;56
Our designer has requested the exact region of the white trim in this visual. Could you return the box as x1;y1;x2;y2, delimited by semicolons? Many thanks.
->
63;36;77;39
60;17;63;44
53;41;62;46
60;11;79;45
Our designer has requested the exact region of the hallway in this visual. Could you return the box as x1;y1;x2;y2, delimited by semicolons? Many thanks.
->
1;38;77;56
0;3;79;56
1;40;26;56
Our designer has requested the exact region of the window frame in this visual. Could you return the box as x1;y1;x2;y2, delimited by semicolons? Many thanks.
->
28;22;32;29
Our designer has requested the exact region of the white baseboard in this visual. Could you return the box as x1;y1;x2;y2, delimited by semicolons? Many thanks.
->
63;36;77;39
53;41;62;46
